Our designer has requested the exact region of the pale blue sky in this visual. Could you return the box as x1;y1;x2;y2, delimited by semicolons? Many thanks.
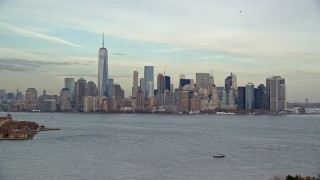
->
0;0;319;102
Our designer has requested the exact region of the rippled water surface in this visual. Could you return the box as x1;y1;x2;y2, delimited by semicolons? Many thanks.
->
0;112;319;180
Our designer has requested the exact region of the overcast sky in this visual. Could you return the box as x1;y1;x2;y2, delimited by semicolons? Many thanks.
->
0;0;319;102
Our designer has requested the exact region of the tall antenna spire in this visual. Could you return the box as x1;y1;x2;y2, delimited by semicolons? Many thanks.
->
102;32;104;48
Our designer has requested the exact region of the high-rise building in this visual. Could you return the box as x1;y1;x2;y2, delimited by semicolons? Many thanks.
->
209;71;214;87
88;81;98;97
136;89;144;108
237;87;246;110
25;88;37;111
164;76;170;92
225;72;237;102
64;78;75;104
109;84;122;99
245;82;255;110
98;34;108;97
75;77;89;110
144;66;154;98
266;76;286;112
59;88;72;111
140;78;145;95
220;90;236;109
225;72;237;93
157;73;164;93
180;91;190;113
83;96;97;112
254;84;267;110
196;73;210;89
132;71;139;97
179;79;191;87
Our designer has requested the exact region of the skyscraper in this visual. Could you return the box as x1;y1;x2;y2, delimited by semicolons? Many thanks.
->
144;66;154;98
157;73;164;93
25;88;37;111
64;78;75;106
88;81;98;97
225;73;237;93
98;34;108;97
225;72;237;102
164;76;171;92
237;87;246;110
254;84;267;110
245;82;255;110
266;76;286;112
132;71;139;97
75;77;89;110
196;73;210;89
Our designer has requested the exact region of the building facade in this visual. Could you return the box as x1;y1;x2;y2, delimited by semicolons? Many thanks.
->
266;76;286;112
98;34;108;97
132;71;139;97
245;82;255;110
196;73;210;89
144;66;154;99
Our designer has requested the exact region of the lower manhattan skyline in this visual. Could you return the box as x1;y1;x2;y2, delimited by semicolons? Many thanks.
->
0;1;319;102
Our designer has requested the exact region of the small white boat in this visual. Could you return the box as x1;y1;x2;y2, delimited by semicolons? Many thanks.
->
213;153;225;158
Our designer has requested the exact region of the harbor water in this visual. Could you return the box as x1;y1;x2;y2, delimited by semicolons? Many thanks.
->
0;112;319;179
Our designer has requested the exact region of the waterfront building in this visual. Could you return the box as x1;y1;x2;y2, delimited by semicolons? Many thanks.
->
216;87;224;100
190;92;201;112
25;88;37;111
0;90;6;102
164;90;173;106
196;73;210;90
75;77;89;110
59;88;72;111
246;82;255;110
225;73;237;101
41;99;57;112
109;84;124;100
209;88;220;110
144;66;154;99
200;99;208;111
266;76;286;112
136;89;144;109
220;90;236;110
237;87;246;110
254;84;267;110
98;34;108;97
180;91;190;113
132;71;139;97
83;96;97;112
97;96;108;111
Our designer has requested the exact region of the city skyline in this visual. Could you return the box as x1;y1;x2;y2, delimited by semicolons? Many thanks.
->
0;1;319;102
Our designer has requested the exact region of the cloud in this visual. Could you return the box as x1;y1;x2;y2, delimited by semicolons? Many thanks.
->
113;53;126;56
0;58;80;72
0;21;84;48
56;73;97;78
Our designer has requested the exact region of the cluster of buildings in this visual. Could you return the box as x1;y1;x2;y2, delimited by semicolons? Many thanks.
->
0;36;288;113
